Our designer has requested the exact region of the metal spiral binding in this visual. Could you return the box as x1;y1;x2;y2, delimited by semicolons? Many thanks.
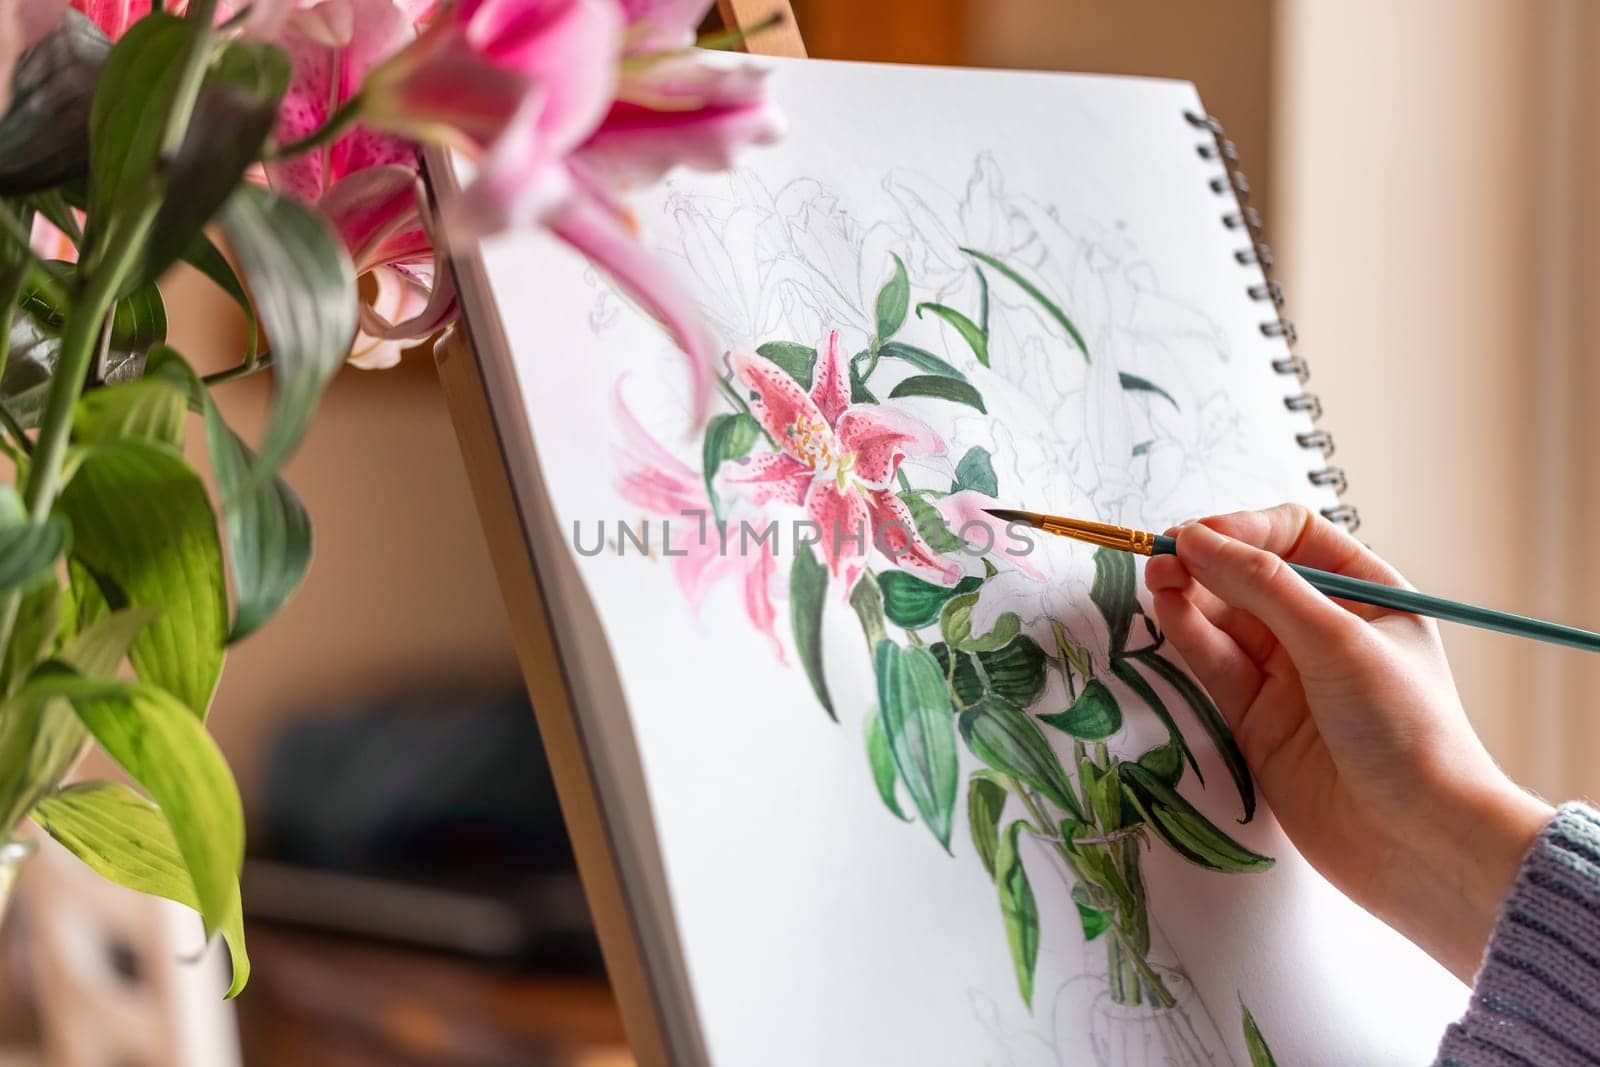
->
1184;109;1359;531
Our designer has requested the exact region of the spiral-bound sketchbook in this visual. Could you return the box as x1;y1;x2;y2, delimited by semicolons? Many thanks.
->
434;58;1465;1066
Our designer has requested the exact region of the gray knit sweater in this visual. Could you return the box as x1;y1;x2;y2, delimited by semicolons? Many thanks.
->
1435;803;1600;1066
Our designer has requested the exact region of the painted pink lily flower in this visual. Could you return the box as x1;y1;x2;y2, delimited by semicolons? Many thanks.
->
936;490;1047;581
719;330;963;595
359;0;783;416
266;0;454;368
612;379;783;661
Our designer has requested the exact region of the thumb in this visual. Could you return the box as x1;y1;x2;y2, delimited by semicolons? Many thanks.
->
1175;521;1367;675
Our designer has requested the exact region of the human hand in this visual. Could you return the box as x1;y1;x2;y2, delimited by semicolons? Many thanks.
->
1144;504;1554;983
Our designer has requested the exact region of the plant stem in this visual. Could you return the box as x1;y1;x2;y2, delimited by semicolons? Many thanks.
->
268;94;363;160
158;0;221;165
200;351;274;388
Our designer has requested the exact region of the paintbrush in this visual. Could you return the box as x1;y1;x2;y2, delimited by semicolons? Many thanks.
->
984;508;1600;654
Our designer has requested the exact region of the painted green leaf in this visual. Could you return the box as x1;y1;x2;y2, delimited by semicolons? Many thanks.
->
874;640;959;850
1131;649;1254;822
1109;658;1198;781
1117;763;1273;873
865;708;910;821
899;490;963;554
958;695;1084;820
0;11;108;196
24;674;245;958
1118;371;1180;411
701;412;761;522
1040;678;1123;740
58;439;226;717
878;570;979;630
916;302;989;367
995;820;1040;1007
962;247;1089;361
1080;756;1126;831
0;485;68;598
876;341;968;381
31;779;249;996
755;341;815;388
952;446;998;497
968;774;1008;878
1071;884;1113;942
934;634;1049;708
84;13;188;240
889;374;987;413
789;546;833;719
204;400;312;644
940;592;1019;653
874;252;910;340
218;185;357;482
849;571;888;652
1241;1002;1280;1067
1090;546;1138;655
1136;741;1185;787
1063;821;1140;921
975;264;990;334
138;38;292;287
848;357;877;403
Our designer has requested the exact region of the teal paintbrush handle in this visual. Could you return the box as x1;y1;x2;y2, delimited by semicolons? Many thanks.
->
1148;534;1600;653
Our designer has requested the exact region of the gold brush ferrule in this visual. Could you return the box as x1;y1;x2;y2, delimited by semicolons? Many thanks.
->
1039;517;1160;556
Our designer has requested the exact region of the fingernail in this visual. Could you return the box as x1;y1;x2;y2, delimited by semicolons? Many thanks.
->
1180;523;1225;568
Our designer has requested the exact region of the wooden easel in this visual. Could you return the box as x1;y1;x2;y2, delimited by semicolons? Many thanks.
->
430;4;803;1065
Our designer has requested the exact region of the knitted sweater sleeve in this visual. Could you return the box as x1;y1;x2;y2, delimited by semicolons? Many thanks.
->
1435;803;1600;1066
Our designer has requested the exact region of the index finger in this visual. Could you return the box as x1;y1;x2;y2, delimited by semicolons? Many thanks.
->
1199;504;1408;590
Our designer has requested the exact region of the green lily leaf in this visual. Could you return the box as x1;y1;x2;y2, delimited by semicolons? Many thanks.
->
877;570;979;630
217;184;357;482
1129;648;1254;822
138;39;292;288
957;694;1084;820
1040;677;1123;740
83;13;189;252
756;341;815;388
0;11;109;195
789;545;832;719
951;445;998;497
73;372;186;448
0;484;68;598
995;820;1040;1007
701;412;760;522
967;774;1008;878
898;490;963;554
1109;657;1198;781
962;247;1089;361
1242;1002;1280;1067
1090;546;1138;656
848;570;887;653
876;341;968;381
940;591;1019;653
1136;740;1185;787
1071;883;1113;941
58;439;226;717
1118;371;1179;411
874;640;959;850
864;709;910;821
888;374;987;413
31;780;249;997
933;633;1049;708
22;674;245;967
0;607;154;841
1117;762;1273;873
915;302;988;367
874;252;909;340
181;235;259;364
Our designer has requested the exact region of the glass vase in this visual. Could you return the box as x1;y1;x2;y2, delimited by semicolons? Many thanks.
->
0;837;36;929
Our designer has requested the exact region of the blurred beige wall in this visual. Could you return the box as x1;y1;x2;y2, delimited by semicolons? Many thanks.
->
1274;0;1600;799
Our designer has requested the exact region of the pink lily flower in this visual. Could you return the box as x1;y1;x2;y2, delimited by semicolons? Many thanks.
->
360;0;783;416
612;379;784;661
718;329;963;595
266;0;454;368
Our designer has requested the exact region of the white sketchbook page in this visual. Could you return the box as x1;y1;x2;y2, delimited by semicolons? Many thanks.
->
472;58;1466;1065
